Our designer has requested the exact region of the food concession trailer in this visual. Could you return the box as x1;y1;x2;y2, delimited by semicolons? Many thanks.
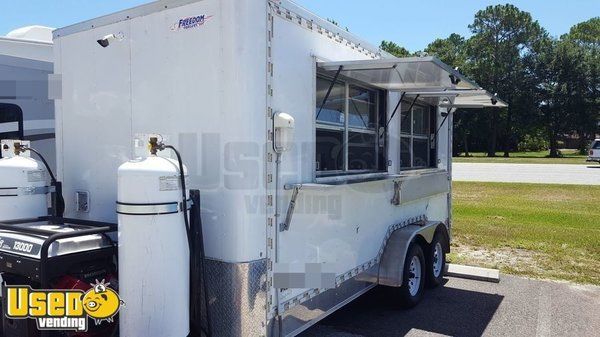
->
0;0;507;336
0;26;56;170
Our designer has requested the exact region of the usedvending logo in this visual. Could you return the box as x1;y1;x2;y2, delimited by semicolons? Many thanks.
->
171;14;214;30
3;279;124;332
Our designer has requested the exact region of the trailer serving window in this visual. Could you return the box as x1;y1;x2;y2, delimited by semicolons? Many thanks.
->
400;102;435;169
316;75;384;176
316;57;509;173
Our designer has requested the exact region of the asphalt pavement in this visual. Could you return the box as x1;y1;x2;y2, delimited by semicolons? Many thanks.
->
453;163;600;185
301;275;600;337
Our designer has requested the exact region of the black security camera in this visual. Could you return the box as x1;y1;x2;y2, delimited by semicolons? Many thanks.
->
449;74;461;85
491;93;499;105
97;34;117;48
97;39;109;47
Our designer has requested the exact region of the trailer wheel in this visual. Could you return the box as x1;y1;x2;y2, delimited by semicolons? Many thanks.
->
426;233;446;288
396;243;425;308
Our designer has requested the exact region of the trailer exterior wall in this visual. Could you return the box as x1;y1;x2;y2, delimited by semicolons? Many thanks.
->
268;2;450;334
55;0;269;262
54;3;272;334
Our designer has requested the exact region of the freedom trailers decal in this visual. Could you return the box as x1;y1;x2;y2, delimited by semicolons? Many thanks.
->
171;14;214;31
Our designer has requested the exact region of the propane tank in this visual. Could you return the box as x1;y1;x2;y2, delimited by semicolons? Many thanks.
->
0;140;48;221
117;140;189;337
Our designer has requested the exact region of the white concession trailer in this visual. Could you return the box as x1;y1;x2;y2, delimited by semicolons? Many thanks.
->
0;26;56;171
0;1;507;336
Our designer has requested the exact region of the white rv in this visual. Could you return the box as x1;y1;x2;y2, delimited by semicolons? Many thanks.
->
0;26;56;170
0;1;506;336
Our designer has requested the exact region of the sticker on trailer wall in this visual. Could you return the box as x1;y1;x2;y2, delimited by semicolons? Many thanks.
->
171;15;214;31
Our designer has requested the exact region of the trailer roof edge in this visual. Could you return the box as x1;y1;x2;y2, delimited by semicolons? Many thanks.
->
277;0;384;58
53;0;385;58
0;36;52;47
0;38;53;65
53;0;200;39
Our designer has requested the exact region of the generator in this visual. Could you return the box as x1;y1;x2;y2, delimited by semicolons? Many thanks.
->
0;217;117;337
0;139;118;337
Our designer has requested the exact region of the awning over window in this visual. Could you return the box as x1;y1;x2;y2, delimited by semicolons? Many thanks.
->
317;57;507;108
443;90;507;108
403;89;508;108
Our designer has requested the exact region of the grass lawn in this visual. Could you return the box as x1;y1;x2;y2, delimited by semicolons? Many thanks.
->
453;149;588;165
449;181;600;285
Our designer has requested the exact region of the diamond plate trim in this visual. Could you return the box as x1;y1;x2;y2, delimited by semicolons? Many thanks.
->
203;258;268;337
278;275;376;337
279;215;427;312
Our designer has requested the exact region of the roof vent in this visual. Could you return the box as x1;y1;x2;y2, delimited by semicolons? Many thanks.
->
6;25;54;42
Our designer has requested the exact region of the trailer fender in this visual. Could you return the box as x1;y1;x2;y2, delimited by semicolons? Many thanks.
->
378;221;445;287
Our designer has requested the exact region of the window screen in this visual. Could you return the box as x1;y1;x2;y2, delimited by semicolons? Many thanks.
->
316;129;344;171
348;85;377;129
348;132;377;170
400;137;411;168
316;78;345;125
316;75;383;176
400;102;433;169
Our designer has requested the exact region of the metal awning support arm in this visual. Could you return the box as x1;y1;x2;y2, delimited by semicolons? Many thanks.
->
280;185;301;232
385;92;405;128
433;107;455;144
400;94;420;125
316;65;343;120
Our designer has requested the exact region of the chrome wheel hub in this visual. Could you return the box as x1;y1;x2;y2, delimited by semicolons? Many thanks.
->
432;242;443;278
408;255;422;296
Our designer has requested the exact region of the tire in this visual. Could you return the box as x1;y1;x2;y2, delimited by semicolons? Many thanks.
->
426;233;447;288
396;243;426;308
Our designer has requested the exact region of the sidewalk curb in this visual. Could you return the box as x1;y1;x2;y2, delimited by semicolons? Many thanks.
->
445;264;500;283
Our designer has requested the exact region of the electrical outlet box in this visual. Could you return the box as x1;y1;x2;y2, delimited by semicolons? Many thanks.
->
75;191;90;213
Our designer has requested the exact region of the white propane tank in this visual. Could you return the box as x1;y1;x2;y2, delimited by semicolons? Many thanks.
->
117;153;189;337
0;140;48;221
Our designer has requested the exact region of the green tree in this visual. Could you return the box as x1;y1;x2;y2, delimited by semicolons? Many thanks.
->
568;17;600;47
566;17;600;153
465;4;545;157
535;36;589;157
424;33;466;69
380;40;412;58
424;34;476;156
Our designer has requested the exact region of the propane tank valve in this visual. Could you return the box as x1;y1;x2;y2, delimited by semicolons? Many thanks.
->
13;141;26;156
14;141;20;155
148;136;166;155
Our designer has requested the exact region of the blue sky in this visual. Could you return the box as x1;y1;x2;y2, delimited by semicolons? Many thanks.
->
1;0;598;51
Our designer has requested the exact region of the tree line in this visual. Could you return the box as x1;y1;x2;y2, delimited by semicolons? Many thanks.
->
381;5;599;157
